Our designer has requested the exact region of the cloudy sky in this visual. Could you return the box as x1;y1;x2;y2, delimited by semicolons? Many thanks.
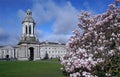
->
0;0;114;46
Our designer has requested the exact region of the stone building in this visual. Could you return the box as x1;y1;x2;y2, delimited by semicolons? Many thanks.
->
0;9;66;61
40;41;66;59
18;9;40;61
0;46;18;60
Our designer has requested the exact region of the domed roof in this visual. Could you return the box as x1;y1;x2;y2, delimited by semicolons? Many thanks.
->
22;9;35;24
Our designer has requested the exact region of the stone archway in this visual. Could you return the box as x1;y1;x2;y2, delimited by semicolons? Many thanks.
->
29;47;34;61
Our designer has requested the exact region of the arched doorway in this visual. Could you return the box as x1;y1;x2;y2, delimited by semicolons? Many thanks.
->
29;47;34;61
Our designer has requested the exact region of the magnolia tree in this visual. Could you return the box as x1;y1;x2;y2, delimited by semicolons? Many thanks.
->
61;1;120;77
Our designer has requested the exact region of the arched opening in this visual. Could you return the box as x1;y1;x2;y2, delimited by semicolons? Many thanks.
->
6;55;9;58
26;26;27;34
29;47;34;61
6;55;10;61
29;25;31;34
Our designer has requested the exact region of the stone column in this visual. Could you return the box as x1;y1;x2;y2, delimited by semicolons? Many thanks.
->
33;25;34;35
2;49;3;58
24;26;26;34
23;25;25;35
31;25;33;36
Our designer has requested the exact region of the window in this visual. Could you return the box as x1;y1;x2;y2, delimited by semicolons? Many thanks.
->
29;25;31;34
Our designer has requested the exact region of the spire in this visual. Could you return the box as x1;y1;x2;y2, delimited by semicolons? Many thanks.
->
22;9;35;24
27;9;32;16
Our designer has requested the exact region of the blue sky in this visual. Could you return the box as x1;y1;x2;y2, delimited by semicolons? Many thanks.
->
0;0;115;46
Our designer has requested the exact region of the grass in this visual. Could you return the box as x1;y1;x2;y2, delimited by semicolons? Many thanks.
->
0;59;65;77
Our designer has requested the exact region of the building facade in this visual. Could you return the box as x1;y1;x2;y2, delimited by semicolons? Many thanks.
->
0;46;18;60
0;9;66;61
40;41;66;59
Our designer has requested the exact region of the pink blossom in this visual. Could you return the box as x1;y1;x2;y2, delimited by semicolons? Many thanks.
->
61;2;120;77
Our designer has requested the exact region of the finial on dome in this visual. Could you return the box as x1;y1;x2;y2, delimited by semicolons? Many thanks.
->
22;9;35;24
27;9;32;15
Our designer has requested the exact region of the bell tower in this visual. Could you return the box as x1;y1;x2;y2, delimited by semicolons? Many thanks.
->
22;9;35;37
18;9;39;44
18;9;40;61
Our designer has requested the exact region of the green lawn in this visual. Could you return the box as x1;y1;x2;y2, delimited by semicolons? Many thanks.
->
0;59;65;77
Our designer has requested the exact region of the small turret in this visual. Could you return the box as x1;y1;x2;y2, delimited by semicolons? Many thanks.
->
22;9;35;24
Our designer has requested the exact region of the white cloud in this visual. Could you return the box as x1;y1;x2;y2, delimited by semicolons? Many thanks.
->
0;27;21;46
32;2;56;24
0;27;10;45
0;28;5;34
18;9;26;21
40;34;71;43
35;29;43;38
53;2;79;34
8;32;21;46
0;28;9;41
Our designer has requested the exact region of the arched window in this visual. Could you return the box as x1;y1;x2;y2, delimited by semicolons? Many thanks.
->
29;25;31;34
